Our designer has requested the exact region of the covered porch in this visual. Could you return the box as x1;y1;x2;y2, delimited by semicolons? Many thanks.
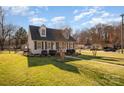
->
32;40;75;54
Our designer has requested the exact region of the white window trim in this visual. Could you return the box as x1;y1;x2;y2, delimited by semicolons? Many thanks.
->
39;26;46;37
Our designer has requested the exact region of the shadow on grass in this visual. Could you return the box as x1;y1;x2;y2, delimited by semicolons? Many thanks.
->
27;56;81;74
78;54;124;66
78;54;120;62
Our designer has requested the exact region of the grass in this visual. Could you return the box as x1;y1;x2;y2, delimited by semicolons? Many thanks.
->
0;51;124;85
77;50;124;66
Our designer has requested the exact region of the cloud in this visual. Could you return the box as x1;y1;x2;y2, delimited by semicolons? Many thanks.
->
6;6;30;16
75;6;121;28
30;17;47;25
89;17;106;25
101;12;110;17
3;6;39;17
89;11;120;25
74;7;101;21
73;9;79;14
82;15;121;28
11;7;29;16
51;16;65;23
50;16;67;28
3;6;49;25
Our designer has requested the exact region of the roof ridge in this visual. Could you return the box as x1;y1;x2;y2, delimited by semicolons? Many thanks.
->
29;25;63;31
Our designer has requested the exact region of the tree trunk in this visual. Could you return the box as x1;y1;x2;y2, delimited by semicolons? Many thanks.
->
0;39;5;50
0;44;4;50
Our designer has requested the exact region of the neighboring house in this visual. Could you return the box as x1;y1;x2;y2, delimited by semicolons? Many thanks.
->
91;44;103;49
28;24;76;54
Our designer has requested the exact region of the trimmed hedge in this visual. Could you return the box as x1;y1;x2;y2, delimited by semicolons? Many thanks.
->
41;50;48;56
66;49;75;55
49;50;57;56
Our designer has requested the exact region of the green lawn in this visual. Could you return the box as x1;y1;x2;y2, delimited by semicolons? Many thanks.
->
0;51;124;86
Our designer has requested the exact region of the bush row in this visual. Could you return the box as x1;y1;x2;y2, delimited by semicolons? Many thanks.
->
41;50;57;56
41;49;75;56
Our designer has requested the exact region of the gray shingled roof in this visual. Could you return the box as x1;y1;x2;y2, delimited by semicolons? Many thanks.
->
29;25;76;42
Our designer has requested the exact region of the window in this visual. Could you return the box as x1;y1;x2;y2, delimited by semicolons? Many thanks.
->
62;42;65;48
62;28;70;39
42;29;46;35
34;41;37;50
45;42;47;49
51;42;53;49
73;43;74;48
42;42;44;50
67;42;69;49
37;42;41;49
70;42;73;48
68;42;70;49
39;26;46;37
56;42;59;50
66;43;68;49
66;33;69;39
48;42;51;49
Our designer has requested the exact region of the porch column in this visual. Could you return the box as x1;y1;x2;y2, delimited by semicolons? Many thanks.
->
49;41;51;50
43;41;45;50
53;42;56;50
47;41;50;50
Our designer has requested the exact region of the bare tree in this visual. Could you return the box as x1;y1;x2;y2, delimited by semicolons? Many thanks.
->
0;7;16;50
73;31;80;42
76;23;122;50
0;7;5;50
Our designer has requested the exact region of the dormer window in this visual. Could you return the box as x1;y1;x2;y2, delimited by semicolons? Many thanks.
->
62;28;70;39
39;24;46;37
65;31;69;39
42;29;46;35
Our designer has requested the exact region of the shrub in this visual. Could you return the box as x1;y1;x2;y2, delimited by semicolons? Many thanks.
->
49;50;57;56
41;50;48;56
66;49;75;55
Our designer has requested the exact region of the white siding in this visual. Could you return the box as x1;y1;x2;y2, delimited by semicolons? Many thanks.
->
28;30;34;53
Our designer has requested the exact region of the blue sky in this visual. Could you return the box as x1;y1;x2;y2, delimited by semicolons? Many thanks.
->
3;6;124;32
